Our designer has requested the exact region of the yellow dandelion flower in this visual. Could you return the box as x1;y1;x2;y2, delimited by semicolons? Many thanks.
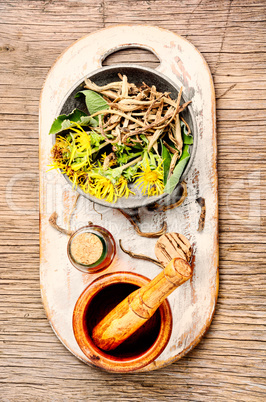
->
61;165;79;189
78;173;94;194
48;139;68;171
116;176;135;198
50;136;69;161
70;123;91;154
47;159;65;171
134;163;164;196
100;152;107;162
91;174;118;203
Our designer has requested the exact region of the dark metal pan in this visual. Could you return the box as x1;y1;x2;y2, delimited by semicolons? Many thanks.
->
59;64;197;210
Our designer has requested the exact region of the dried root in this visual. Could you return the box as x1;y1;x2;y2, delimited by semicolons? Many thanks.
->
196;197;206;232
49;212;73;236
118;209;167;238
155;232;192;267
148;181;187;212
119;239;163;268
84;74;191;154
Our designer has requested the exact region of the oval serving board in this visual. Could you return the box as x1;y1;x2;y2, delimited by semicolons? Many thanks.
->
39;25;218;372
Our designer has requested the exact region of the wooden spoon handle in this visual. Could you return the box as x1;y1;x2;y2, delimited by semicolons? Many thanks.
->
92;258;192;351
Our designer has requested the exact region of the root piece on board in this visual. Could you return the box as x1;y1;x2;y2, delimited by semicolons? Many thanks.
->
155;232;192;266
196;197;206;232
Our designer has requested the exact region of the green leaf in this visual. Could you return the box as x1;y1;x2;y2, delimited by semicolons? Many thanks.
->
104;154;142;183
49;109;97;135
117;152;142;166
117;153;131;165
164;145;190;194
183;133;193;145
123;164;139;181
80;115;98;127
140;134;149;145
180;120;189;134
103;167;123;183
89;131;105;147
148;152;156;169
181;120;193;145
115;143;133;155
162;144;172;185
75;90;109;116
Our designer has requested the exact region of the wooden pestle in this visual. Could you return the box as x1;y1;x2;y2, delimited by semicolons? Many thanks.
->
92;258;193;351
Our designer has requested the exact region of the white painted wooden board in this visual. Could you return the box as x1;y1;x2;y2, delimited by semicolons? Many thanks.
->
39;25;218;372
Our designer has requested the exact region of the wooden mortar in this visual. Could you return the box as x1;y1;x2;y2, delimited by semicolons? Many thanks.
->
73;258;192;373
73;272;172;372
92;258;192;351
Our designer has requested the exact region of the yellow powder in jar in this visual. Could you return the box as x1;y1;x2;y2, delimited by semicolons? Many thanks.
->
70;232;103;265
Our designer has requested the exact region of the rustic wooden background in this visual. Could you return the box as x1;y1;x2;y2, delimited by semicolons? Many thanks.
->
0;0;265;401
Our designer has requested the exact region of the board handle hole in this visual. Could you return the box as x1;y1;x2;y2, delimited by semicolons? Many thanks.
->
102;46;160;69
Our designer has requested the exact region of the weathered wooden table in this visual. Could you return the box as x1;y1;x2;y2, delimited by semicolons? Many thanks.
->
1;1;265;401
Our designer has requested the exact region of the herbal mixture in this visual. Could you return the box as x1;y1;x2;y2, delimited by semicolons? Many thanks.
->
49;74;193;203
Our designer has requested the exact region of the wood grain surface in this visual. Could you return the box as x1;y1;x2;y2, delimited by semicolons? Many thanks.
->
0;0;265;401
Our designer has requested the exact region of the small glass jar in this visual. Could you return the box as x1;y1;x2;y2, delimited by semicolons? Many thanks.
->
67;224;116;274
